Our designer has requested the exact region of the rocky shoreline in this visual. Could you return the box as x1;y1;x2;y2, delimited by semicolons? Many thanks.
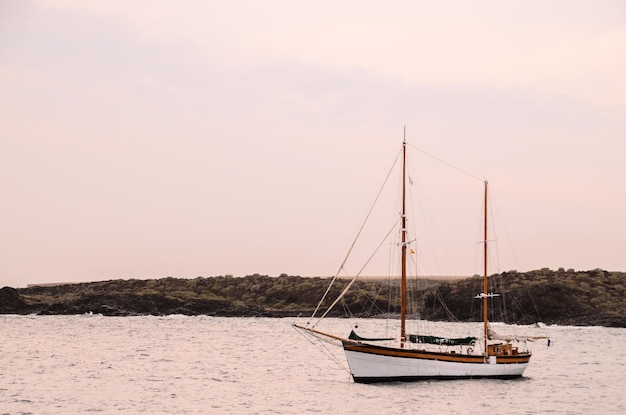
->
1;269;625;327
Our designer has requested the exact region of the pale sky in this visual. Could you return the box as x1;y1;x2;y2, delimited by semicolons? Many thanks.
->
1;0;625;287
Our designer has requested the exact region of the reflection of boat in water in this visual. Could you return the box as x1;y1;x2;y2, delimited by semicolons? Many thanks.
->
295;135;544;383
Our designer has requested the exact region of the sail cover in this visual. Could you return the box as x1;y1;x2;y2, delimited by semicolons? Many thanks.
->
348;330;395;342
408;334;476;346
487;326;548;342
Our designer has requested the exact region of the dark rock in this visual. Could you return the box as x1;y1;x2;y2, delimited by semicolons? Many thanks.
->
1;270;624;327
0;287;29;313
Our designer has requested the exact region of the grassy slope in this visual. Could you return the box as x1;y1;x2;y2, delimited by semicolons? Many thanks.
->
1;269;624;326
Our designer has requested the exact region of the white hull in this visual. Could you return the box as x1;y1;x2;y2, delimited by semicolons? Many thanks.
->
344;348;529;383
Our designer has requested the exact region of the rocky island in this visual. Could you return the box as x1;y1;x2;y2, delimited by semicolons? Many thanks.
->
1;268;624;327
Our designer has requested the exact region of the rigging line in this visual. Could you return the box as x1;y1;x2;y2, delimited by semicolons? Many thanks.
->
365;285;386;316
431;286;463;322
406;164;454;277
314;219;400;325
524;283;544;323
406;142;484;183
309;148;402;324
486;194;502;273
292;325;349;372
489;185;521;272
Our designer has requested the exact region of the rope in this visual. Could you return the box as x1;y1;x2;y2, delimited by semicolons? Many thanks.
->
315;219;399;324
292;324;349;373
309;148;402;325
407;142;484;183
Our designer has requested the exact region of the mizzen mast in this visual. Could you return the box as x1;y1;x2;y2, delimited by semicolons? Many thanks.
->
400;130;407;345
475;180;499;357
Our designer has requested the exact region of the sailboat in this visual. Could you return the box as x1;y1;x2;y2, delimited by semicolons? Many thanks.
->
294;136;539;383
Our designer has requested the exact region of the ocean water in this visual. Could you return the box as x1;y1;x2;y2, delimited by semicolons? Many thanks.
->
1;315;624;414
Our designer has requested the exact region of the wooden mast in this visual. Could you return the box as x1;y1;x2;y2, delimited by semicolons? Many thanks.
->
482;180;489;356
400;131;407;345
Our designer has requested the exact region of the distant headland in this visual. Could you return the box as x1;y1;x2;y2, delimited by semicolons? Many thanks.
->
1;268;624;327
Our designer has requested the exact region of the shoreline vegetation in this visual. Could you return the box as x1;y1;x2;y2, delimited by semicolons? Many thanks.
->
1;268;624;327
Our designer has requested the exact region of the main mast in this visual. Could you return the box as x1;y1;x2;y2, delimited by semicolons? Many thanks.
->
482;180;489;356
400;133;407;345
